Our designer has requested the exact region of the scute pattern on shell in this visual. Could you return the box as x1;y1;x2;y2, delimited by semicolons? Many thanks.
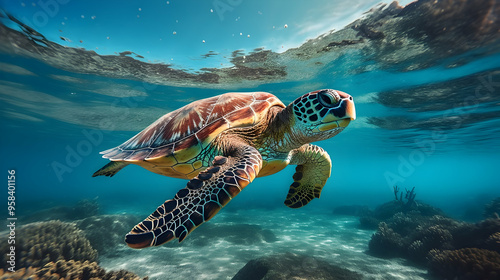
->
100;92;284;162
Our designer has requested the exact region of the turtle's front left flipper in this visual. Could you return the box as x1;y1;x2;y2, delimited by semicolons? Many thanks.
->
125;144;262;248
284;144;332;208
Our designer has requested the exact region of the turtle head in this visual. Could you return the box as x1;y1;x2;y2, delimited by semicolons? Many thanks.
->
291;89;356;140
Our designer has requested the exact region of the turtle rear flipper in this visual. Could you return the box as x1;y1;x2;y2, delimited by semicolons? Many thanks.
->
125;143;262;248
92;161;129;177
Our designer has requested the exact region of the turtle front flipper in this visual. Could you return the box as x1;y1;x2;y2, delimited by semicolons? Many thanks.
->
125;144;262;248
285;144;332;208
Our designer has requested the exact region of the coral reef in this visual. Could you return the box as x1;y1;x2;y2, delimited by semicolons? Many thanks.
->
36;260;146;280
406;225;454;263
0;267;38;280
393;186;416;208
486;232;500;253
368;212;500;265
451;218;500;253
231;252;361;280
0;260;147;280
367;193;500;277
428;248;500;280
368;222;405;258
0;219;147;280
0;220;97;270
359;187;444;230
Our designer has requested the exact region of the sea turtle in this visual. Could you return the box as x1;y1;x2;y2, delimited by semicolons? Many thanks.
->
93;89;356;248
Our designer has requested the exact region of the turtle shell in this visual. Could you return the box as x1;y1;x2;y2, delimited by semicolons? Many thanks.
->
100;92;284;177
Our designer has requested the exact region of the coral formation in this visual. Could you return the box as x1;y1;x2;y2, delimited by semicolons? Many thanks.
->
359;187;444;230
384;211;423;236
406;225;454;262
428;248;500;280
0;219;148;280
0;260;147;280
0;220;97;270
393;186;416;208
367;192;500;278
486;232;500;253
0;267;38;280
36;260;146;280
232;252;361;280
369;213;500;265
368;222;404;258
451;218;500;252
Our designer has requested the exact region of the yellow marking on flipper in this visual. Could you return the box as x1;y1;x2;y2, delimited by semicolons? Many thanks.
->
258;159;289;177
193;160;203;170
172;163;195;175
146;155;177;166
174;144;202;163
139;165;186;179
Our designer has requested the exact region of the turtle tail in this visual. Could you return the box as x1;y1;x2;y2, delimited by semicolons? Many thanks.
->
92;161;129;177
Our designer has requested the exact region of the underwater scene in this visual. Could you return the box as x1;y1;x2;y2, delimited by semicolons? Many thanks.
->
1;0;500;279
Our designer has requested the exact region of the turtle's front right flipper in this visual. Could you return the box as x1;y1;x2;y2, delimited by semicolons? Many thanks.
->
125;145;262;248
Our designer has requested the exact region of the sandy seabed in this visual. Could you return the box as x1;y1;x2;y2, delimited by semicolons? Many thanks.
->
100;209;427;280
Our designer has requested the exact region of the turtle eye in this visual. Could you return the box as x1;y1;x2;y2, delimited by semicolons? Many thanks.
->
317;90;340;108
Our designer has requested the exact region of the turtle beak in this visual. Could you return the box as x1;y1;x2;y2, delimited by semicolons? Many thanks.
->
311;90;356;133
345;97;356;121
339;91;356;121
314;93;356;132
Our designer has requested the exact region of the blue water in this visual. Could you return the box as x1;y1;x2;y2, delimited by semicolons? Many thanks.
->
1;0;500;279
